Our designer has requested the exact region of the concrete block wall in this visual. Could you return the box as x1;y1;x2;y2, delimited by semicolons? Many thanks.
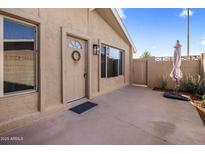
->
133;55;203;90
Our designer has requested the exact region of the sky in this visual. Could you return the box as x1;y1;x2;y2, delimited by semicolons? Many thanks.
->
4;19;35;40
117;8;205;58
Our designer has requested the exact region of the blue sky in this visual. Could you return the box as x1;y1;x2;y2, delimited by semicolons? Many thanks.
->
4;19;35;40
118;8;205;58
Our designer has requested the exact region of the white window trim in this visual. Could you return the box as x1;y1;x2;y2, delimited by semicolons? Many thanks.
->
0;15;38;97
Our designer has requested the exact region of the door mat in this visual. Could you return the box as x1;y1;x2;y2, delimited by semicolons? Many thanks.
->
69;102;98;114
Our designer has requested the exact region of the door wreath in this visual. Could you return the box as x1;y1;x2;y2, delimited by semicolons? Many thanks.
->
72;50;81;61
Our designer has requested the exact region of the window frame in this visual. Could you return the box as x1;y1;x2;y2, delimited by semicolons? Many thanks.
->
0;15;38;97
101;44;125;78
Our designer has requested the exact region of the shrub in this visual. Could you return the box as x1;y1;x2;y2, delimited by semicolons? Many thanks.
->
140;50;151;59
179;74;204;97
202;101;205;108
161;75;168;90
201;95;205;108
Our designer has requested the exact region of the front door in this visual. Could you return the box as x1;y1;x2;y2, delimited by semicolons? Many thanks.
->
63;35;87;102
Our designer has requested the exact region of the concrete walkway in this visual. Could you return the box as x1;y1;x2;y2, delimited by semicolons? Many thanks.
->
0;86;205;144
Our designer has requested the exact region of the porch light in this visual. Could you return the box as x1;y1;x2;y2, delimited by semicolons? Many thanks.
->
93;44;100;55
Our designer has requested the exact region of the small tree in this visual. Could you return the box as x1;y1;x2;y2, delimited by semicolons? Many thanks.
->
140;50;151;59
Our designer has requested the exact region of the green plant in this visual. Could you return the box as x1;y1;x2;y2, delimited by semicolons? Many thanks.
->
140;50;151;59
201;95;205;108
179;74;204;97
161;75;168;90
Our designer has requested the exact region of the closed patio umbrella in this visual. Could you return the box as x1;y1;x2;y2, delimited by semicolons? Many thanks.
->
163;40;190;101
170;40;183;82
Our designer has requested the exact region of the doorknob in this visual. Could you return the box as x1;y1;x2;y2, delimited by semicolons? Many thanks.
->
84;73;87;78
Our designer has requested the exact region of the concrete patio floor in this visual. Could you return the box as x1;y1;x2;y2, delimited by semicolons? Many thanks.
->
0;85;205;145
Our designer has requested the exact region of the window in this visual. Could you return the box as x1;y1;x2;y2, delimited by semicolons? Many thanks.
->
68;40;82;49
101;44;124;78
107;47;119;77
3;18;37;94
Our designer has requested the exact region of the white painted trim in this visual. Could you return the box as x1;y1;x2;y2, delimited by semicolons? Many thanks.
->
0;15;3;97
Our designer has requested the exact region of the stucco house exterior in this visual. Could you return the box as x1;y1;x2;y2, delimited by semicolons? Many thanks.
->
0;8;136;133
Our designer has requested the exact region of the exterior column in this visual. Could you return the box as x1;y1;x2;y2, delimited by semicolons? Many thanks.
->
87;40;92;99
0;15;3;97
130;47;133;84
39;22;46;112
87;9;93;99
201;53;205;90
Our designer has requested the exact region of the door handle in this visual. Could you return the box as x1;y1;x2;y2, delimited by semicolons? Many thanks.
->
84;73;87;78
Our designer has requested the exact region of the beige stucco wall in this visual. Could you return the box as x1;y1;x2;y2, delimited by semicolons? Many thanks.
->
39;9;89;108
39;8;130;105
0;8;132;133
0;92;39;122
89;10;130;97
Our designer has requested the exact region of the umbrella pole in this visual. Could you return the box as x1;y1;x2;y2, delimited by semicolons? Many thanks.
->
175;79;177;94
175;79;178;94
175;79;179;94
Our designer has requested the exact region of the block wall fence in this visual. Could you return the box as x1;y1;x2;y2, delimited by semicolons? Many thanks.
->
132;53;205;90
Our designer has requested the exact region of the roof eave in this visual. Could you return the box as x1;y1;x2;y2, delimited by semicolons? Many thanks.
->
111;8;137;52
